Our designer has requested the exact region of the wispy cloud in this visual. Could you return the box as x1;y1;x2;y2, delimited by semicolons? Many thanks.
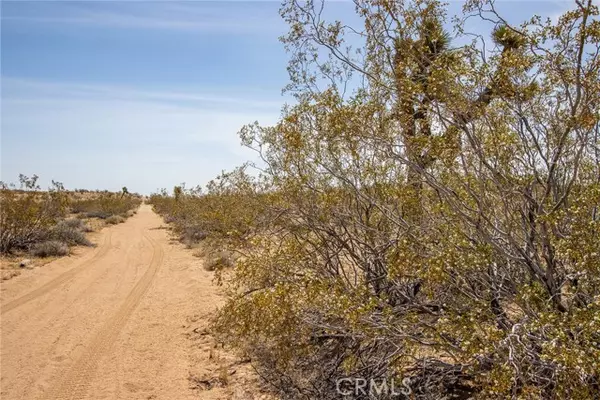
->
3;77;285;111
1;78;282;193
1;2;285;33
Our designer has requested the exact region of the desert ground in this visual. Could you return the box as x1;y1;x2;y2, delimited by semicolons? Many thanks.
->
1;205;261;400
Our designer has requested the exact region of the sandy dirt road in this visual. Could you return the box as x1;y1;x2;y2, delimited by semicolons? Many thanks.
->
0;205;250;400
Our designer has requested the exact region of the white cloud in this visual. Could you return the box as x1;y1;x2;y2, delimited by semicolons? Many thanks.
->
3;78;284;111
1;78;282;193
1;2;285;34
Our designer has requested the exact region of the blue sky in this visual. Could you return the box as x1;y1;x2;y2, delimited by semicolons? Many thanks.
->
1;1;569;194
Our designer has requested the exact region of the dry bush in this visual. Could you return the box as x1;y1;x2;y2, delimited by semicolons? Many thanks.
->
179;225;208;244
192;249;205;258
70;201;93;214
105;215;126;225
84;210;113;219
1;177;137;259
82;224;94;233
70;193;141;220
149;168;271;248
30;241;69;257
50;220;93;246
0;176;68;253
61;218;88;230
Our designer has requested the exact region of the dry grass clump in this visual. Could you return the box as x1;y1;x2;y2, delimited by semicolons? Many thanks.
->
2;269;22;281
105;215;126;225
192;248;205;258
179;225;208;246
204;251;234;271
84;210;113;219
30;241;69;257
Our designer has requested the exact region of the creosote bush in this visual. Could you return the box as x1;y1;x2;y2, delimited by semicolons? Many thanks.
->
0;175;68;254
149;168;272;258
70;193;141;220
153;1;600;398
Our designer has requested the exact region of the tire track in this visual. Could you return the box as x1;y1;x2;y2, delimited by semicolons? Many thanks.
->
42;233;164;400
2;240;139;345
1;231;113;315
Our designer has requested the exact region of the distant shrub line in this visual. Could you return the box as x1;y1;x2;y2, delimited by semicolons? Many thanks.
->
0;175;141;257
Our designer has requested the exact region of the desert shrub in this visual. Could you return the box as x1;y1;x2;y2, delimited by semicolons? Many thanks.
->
30;241;69;257
0;177;135;255
61;218;86;229
0;176;68;253
105;215;126;225
70;193;141;220
70;201;89;214
163;214;177;224
202;1;600;399
60;218;92;232
149;168;271;247
50;220;93;246
84;210;113;219
180;225;208;244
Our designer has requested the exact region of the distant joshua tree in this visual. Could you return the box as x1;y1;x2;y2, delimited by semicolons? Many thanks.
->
19;174;40;191
173;186;183;202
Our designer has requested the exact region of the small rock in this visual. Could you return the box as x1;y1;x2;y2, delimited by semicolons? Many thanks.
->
19;259;32;268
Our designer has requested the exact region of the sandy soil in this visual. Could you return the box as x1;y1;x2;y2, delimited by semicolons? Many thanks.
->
0;205;266;400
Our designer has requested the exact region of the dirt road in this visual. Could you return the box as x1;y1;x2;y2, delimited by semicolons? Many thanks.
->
1;205;248;400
